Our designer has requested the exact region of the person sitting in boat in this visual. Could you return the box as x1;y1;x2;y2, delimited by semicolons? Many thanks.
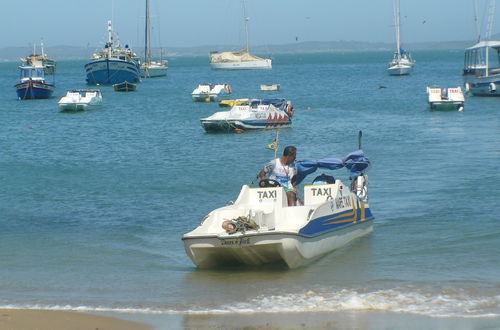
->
258;146;298;206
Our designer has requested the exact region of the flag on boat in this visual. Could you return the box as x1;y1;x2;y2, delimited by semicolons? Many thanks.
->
267;139;278;151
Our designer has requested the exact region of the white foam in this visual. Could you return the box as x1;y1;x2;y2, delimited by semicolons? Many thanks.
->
1;289;499;318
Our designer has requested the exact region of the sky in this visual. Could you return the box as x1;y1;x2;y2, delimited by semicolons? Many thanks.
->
0;0;499;49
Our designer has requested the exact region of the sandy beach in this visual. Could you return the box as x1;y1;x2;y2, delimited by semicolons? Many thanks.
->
2;309;499;330
0;309;151;330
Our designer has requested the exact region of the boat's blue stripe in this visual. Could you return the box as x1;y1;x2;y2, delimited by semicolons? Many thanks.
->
299;207;374;237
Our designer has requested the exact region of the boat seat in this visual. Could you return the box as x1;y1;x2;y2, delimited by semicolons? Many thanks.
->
303;182;338;205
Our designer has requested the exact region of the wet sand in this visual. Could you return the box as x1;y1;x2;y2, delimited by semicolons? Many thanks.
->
2;309;500;330
0;309;151;330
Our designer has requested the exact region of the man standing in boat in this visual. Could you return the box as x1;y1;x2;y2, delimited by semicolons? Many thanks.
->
258;146;298;206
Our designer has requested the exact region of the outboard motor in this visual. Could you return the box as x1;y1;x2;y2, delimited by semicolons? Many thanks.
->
351;174;368;202
464;83;471;93
489;83;497;93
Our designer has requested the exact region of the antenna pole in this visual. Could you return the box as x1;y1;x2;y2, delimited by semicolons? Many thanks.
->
274;130;279;158
242;0;250;52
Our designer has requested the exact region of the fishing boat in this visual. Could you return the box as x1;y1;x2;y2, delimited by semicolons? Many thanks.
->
58;89;103;112
14;65;55;100
192;84;232;102
85;20;141;85
182;139;373;269
200;98;293;133
140;0;168;78
387;0;415;75
209;0;272;70
20;40;56;75
219;98;249;107
113;81;137;92
426;87;465;111
260;84;280;91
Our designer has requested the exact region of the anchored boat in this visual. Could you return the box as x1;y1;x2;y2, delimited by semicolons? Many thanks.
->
85;20;140;85
427;86;465;111
14;65;55;100
387;0;415;75
209;0;272;70
200;98;293;133
58;89;102;112
192;84;232;102
182;143;373;269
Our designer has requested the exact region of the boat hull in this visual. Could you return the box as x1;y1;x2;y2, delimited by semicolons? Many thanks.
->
183;219;373;269
192;94;220;102
113;82;136;92
59;103;88;112
429;102;464;111
387;65;412;76
211;59;272;70
201;119;292;133
85;59;140;85
463;75;500;96
15;81;55;99
140;65;167;78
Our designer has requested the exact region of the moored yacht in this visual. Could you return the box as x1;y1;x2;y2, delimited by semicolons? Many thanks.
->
209;0;272;70
387;0;415;75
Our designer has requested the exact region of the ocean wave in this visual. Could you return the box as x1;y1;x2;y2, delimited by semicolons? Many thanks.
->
1;288;499;318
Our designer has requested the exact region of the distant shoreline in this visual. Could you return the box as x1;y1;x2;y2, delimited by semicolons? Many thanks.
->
0;39;474;62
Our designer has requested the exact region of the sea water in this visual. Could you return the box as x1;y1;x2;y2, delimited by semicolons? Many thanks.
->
0;51;499;322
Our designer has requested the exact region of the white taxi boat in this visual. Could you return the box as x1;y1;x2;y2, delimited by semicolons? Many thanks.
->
192;84;232;102
427;86;465;111
182;148;373;269
58;89;102;111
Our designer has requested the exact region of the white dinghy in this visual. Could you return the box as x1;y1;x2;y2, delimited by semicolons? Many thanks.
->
183;135;373;269
58;89;102;112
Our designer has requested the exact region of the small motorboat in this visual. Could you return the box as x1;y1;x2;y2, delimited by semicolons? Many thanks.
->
182;141;373;269
219;98;249;107
113;81;137;92
201;98;294;133
260;84;280;91
427;86;465;111
58;89;102;112
15;65;55;100
192;84;232;102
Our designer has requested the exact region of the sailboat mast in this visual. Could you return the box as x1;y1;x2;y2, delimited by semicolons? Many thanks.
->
145;0;151;63
394;0;401;56
242;0;250;53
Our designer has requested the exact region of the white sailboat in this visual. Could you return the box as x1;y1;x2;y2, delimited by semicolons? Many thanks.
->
387;0;414;75
140;0;168;78
210;0;272;70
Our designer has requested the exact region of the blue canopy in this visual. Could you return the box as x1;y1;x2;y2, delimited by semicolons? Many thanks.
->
251;98;287;110
294;150;370;185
